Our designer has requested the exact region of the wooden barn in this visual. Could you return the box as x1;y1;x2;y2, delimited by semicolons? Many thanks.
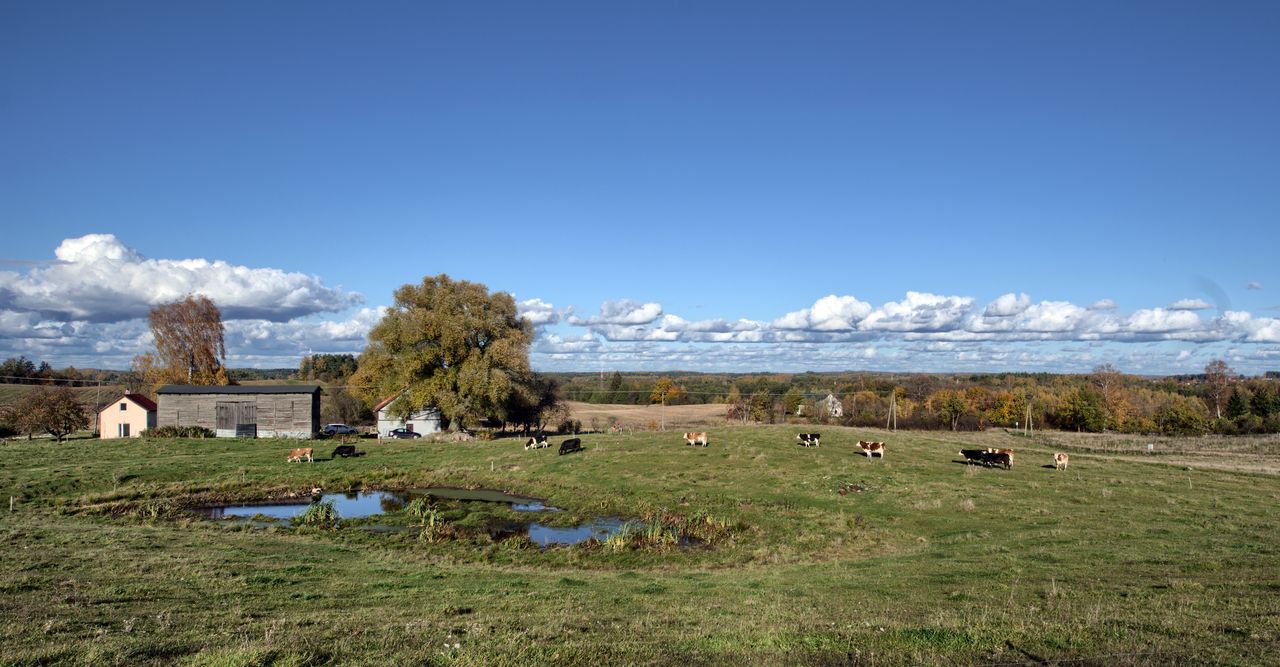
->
156;385;321;438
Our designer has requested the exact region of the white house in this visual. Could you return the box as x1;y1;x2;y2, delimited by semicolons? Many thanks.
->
373;390;441;437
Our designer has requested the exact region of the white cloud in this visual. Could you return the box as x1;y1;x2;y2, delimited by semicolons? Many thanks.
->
1088;299;1117;311
1169;298;1212;311
0;234;363;322
984;292;1032;317
568;299;663;326
860;292;973;332
1248;282;1262;290
773;295;872;331
517;298;563;326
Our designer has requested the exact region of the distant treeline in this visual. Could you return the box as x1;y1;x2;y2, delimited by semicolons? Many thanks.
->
1;355;292;389
550;367;1280;436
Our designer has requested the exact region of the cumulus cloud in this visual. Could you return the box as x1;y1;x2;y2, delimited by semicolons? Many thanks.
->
1088;299;1117;311
1169;298;1212;311
568;299;663;326
984;293;1031;317
861;292;974;332
773;295;872;331
0;234;363;322
517;298;564;326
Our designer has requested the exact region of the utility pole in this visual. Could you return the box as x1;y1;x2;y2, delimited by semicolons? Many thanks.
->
886;390;897;431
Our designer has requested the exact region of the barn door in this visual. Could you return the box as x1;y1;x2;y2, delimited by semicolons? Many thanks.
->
216;401;258;436
236;403;257;438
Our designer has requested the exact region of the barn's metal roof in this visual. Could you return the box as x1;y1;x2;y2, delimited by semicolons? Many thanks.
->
157;384;321;395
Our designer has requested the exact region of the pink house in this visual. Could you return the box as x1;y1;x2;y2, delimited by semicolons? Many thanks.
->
98;393;157;439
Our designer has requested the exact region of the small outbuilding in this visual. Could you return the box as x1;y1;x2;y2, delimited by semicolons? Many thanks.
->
373;390;442;437
157;385;320;438
98;393;157;439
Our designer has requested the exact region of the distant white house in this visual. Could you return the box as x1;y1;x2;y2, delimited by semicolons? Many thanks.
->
373;390;442;437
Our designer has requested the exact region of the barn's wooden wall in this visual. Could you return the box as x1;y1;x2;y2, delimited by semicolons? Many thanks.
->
158;392;319;438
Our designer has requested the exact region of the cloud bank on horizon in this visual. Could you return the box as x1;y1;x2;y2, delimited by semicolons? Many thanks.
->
1;235;1277;375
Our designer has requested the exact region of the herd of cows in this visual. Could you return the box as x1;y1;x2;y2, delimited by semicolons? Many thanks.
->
285;432;1073;472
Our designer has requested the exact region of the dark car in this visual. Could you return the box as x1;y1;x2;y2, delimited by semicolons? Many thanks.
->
387;428;422;439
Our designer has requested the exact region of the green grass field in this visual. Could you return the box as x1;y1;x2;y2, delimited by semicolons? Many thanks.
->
2;427;1278;666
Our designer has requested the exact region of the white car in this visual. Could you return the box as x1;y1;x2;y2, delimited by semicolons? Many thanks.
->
322;423;359;436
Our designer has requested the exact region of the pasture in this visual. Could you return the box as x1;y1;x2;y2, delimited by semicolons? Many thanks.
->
2;426;1278;666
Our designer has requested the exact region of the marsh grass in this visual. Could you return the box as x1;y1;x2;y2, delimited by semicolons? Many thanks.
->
2;427;1278;664
295;500;339;529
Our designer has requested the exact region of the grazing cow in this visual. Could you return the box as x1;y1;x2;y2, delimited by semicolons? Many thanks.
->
330;445;362;458
1054;452;1070;470
796;433;821;447
683;432;709;447
857;441;885;458
958;448;1011;469
986;448;1014;467
286;447;313;463
525;434;550;450
558;438;583;455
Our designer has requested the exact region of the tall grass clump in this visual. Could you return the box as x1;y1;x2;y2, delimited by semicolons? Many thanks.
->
295;500;340;530
406;497;451;542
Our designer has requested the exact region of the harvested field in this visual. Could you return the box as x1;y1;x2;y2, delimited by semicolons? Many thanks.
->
565;400;726;430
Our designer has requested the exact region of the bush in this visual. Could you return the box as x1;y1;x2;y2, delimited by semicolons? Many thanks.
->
557;418;581;435
144;425;216;439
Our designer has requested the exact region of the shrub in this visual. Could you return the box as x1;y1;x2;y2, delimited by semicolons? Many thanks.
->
144;425;215;439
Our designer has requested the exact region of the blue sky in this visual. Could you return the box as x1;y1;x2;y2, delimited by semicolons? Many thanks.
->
2;1;1278;374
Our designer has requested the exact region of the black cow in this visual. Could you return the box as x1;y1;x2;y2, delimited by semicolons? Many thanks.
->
796;433;821;447
330;445;363;458
958;448;1011;469
558;438;583;455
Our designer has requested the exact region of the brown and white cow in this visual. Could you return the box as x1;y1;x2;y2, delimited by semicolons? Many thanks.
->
525;434;550;450
1054;452;1069;470
286;447;313;463
857;441;885;458
684;432;709;447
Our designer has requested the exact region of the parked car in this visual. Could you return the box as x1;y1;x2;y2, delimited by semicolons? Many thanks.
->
322;423;359;436
387;428;422;439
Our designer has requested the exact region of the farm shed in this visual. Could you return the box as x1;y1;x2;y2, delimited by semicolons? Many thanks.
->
98;393;157;439
157;385;320;438
373;390;442;437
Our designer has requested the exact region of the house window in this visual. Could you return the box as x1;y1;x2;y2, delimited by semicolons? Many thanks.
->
120;403;127;411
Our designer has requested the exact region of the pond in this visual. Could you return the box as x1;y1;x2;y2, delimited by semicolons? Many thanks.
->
192;488;680;547
195;487;555;520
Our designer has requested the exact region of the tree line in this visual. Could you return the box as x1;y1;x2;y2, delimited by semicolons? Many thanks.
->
560;362;1280;436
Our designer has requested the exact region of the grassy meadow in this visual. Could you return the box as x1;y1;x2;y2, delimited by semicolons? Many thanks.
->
2;426;1278;665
